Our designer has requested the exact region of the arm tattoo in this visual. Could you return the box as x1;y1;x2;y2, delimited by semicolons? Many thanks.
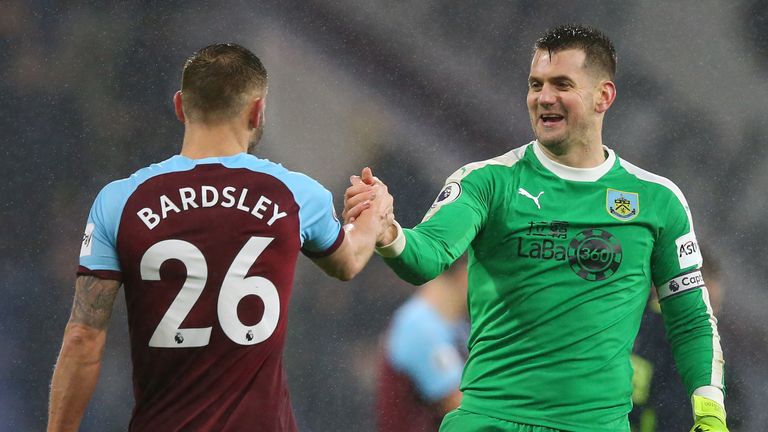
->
70;275;121;330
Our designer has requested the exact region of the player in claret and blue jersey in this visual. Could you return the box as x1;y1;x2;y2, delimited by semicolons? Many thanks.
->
47;43;394;432
346;25;729;432
376;259;468;432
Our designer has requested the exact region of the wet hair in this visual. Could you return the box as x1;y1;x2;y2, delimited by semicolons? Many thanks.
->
181;43;268;123
535;24;616;80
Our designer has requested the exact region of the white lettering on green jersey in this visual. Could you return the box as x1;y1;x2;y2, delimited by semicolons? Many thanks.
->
384;141;724;432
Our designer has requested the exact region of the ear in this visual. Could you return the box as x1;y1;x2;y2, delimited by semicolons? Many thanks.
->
248;97;266;130
173;91;186;123
595;80;616;114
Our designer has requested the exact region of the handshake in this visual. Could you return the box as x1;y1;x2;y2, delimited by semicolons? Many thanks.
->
342;167;398;247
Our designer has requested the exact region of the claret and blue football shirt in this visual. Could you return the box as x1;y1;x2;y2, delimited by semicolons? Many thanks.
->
78;153;343;431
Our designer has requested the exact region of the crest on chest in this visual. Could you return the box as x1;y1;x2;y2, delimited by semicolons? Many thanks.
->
606;189;639;221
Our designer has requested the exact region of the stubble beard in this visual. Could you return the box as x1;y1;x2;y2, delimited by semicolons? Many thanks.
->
533;122;569;156
247;113;265;155
535;119;594;157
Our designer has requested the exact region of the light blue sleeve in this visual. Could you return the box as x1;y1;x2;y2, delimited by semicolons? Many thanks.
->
281;173;343;255
222;155;343;254
79;180;133;272
77;156;196;274
387;299;464;402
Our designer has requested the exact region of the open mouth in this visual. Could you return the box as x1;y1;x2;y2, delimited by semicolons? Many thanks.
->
540;113;564;126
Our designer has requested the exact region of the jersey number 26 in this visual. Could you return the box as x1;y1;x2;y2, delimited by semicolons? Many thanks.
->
140;237;279;348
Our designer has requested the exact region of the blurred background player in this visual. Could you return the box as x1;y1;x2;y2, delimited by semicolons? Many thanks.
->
47;43;393;432
630;250;743;431
376;258;469;432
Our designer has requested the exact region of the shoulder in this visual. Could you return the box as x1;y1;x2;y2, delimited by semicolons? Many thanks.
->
446;142;531;184
97;155;196;200
224;154;328;196
387;299;461;377
617;157;690;210
393;298;440;328
388;299;446;352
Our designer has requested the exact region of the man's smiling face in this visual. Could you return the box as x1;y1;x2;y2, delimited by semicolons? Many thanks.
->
527;48;603;152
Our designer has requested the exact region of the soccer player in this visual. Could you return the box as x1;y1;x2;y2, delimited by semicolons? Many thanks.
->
47;43;393;432
345;25;728;432
376;259;468;432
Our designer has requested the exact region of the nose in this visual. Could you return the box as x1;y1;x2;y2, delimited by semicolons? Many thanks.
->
538;83;556;106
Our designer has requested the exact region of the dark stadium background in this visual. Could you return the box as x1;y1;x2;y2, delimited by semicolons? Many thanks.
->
1;1;766;430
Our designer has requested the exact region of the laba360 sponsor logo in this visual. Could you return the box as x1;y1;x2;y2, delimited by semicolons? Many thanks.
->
566;229;623;281
515;221;623;281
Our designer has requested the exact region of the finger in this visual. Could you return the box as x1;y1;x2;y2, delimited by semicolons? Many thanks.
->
345;190;375;210
344;183;373;200
345;200;371;223
367;183;389;199
361;167;375;185
350;175;363;186
344;189;374;214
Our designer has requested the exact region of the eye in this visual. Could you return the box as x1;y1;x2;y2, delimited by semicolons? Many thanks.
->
556;80;572;89
528;81;542;91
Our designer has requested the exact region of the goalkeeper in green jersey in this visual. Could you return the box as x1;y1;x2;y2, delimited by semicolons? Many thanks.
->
345;25;727;432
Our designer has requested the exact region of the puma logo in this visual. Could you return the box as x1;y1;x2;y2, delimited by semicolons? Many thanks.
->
518;188;544;209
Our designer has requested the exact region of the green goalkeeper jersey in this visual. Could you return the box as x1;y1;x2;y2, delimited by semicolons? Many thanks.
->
382;142;724;432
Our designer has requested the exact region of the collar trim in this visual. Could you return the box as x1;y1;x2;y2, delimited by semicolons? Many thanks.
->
532;141;615;182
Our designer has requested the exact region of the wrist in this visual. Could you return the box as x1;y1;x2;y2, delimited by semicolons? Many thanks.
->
692;394;727;426
376;224;398;247
375;221;405;258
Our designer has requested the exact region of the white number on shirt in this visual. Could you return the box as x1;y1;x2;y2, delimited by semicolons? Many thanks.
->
140;237;279;348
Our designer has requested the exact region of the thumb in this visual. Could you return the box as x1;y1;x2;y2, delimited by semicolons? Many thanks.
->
361;167;375;185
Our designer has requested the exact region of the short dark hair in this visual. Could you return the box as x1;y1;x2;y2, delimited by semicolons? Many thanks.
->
535;24;616;80
181;43;268;123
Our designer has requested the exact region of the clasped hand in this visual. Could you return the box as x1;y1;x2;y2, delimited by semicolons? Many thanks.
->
343;167;396;246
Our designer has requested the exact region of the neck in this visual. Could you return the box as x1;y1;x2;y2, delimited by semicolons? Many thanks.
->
180;121;250;159
538;137;606;168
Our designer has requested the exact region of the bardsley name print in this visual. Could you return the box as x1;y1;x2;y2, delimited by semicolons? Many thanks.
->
137;185;288;230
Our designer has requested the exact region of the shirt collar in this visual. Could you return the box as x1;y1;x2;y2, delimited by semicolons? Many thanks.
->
532;140;615;182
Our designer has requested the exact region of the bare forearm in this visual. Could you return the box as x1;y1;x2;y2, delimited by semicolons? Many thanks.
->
319;169;395;280
314;205;390;280
49;276;119;431
345;210;384;273
48;323;106;432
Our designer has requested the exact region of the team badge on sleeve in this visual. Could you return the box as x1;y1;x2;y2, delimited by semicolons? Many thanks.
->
80;223;95;257
423;182;461;222
675;231;703;269
606;189;639;221
434;182;461;206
